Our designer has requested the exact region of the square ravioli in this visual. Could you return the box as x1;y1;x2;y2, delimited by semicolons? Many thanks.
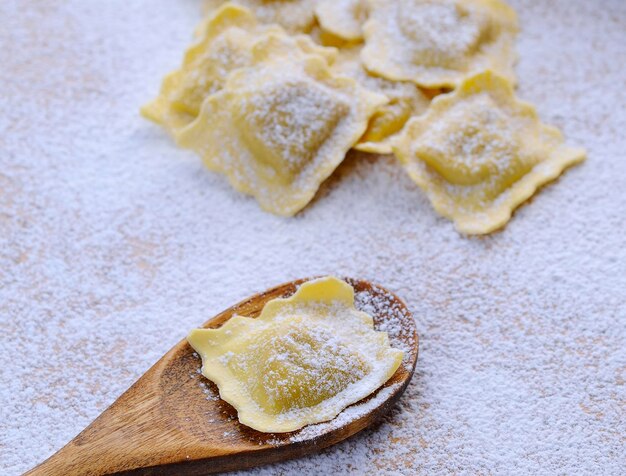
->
187;277;403;433
315;0;368;42
361;0;518;88
204;0;318;33
141;4;334;137
393;71;586;234
176;34;386;216
332;46;435;154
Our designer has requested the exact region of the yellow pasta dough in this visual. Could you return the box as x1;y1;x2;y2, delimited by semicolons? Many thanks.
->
394;71;586;234
204;0;318;33
315;0;368;42
176;34;386;216
141;4;334;136
140;0;584;225
187;276;404;433
361;0;518;88
333;47;433;154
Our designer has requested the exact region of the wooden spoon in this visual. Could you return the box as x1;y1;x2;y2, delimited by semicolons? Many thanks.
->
26;277;418;475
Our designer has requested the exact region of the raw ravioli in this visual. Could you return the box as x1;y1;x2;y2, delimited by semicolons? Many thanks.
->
188;276;404;433
361;0;518;88
176;34;386;216
333;47;433;154
204;0;318;33
315;0;367;42
393;71;586;234
141;4;334;136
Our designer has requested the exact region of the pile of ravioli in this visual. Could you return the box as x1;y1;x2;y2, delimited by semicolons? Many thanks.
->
142;0;586;234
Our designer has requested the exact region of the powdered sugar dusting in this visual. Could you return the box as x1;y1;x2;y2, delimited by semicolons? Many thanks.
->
245;78;348;174
355;286;416;363
1;0;625;474
188;279;409;433
424;94;517;174
396;0;488;68
288;383;401;443
204;0;317;33
362;0;516;85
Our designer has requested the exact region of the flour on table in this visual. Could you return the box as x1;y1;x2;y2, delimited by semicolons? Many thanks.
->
1;0;625;474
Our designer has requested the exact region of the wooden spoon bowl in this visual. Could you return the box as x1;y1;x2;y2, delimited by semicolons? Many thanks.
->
27;277;418;475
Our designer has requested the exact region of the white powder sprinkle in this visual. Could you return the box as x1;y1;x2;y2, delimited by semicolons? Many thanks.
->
245;77;348;173
1;0;625;475
204;0;316;33
288;383;402;443
394;0;488;68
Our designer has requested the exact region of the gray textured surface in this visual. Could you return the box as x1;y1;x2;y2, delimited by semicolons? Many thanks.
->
1;0;625;474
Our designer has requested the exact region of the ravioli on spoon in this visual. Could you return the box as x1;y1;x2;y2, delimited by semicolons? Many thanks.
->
188;276;404;433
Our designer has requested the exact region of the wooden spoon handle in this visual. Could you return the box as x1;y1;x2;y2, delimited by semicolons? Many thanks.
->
24;382;175;475
24;357;250;475
25;278;418;475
